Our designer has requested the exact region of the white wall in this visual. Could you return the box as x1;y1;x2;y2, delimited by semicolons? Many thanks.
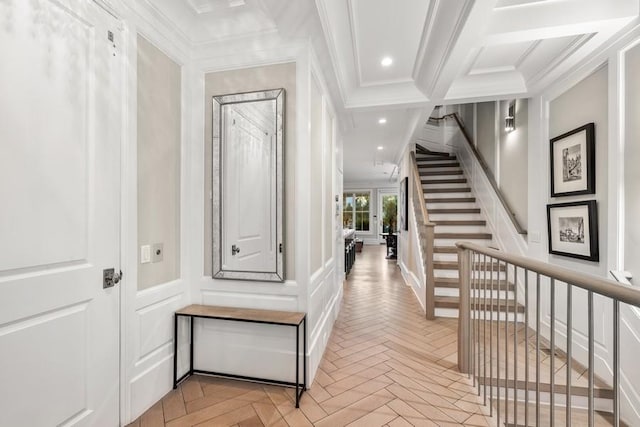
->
119;5;193;422
396;145;427;311
548;66;608;276
527;41;640;423
184;48;342;403
112;4;345;421
499;99;529;229
476;102;496;173
624;43;640;284
466;99;529;232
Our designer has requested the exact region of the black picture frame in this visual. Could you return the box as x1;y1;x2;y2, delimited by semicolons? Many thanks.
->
550;122;595;197
400;177;408;231
547;200;599;261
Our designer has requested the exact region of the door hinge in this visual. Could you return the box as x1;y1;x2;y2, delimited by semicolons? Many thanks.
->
279;243;283;253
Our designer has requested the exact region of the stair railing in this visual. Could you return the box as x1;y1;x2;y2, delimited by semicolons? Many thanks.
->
410;151;436;319
457;241;640;427
429;113;527;235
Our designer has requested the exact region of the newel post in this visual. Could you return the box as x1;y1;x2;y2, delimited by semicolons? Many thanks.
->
457;243;471;374
425;223;436;320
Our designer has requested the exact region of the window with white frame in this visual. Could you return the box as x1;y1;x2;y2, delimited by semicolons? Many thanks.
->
343;191;371;231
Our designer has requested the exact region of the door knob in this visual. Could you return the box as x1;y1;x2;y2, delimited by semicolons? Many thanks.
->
232;244;240;255
103;268;123;289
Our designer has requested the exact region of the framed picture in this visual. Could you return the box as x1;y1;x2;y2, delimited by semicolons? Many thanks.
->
400;177;408;231
547;200;599;261
550;122;595;197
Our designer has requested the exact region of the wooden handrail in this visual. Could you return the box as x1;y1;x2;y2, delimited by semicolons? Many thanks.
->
429;113;527;235
410;151;436;319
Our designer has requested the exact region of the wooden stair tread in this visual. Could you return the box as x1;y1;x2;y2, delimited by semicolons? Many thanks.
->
423;187;471;193
416;156;456;162
434;277;515;290
435;232;492;239
434;277;459;287
426;197;476;203
477;378;613;398
418;162;461;168
422;178;467;184
435;296;525;313
433;220;486;226
415;146;450;157
434;246;458;253
429;208;481;214
420;170;464;176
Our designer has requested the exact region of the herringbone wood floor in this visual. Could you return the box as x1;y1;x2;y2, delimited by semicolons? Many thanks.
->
129;245;491;426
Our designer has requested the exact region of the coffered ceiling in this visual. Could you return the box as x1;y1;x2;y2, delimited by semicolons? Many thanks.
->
143;0;639;184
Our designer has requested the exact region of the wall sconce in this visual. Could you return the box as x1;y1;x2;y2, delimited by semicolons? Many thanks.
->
505;100;515;132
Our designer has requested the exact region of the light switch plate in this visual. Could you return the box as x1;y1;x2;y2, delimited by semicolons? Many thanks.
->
530;231;541;243
151;243;163;263
140;245;151;264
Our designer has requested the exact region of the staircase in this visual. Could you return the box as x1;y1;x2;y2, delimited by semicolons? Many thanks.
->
415;147;523;319
416;148;618;424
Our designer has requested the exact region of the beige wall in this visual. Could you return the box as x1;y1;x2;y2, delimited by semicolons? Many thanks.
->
137;35;181;290
499;99;529;229
625;45;640;282
549;65;608;274
476;102;496;173
203;63;296;280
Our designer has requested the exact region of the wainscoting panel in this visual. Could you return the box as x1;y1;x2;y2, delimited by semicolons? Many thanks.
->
128;280;188;422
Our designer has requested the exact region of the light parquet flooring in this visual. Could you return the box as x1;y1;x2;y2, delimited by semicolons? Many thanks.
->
128;245;492;427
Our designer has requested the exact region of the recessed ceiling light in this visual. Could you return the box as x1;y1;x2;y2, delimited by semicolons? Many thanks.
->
377;146;384;150
378;118;387;124
381;57;393;67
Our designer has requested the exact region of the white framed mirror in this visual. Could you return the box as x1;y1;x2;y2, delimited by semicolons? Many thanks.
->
212;88;285;281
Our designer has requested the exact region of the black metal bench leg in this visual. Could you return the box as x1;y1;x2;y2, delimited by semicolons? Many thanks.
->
189;316;194;376
295;323;300;408
173;313;178;389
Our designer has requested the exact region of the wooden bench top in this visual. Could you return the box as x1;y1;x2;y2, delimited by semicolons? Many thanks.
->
175;304;305;326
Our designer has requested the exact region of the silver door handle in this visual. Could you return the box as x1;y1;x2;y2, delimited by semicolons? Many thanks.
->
103;268;123;289
232;244;240;255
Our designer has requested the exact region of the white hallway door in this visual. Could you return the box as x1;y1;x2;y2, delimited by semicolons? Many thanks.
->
0;0;122;425
222;103;277;273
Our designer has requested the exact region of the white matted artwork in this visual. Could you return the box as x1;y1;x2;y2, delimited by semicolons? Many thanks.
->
550;123;595;197
547;200;599;261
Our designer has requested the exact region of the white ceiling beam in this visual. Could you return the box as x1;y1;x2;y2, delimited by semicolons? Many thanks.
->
485;0;639;44
414;0;497;101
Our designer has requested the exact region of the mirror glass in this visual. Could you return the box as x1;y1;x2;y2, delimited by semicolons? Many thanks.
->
212;89;284;281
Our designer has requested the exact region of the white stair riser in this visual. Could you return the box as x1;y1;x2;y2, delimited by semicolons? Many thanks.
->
434;225;489;233
433;253;458;262
429;213;484;221
424;192;473;199
422;182;469;189
419;168;463;174
434;238;493;246
427;202;478;212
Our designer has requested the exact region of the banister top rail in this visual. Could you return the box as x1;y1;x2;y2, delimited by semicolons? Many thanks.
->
430;112;527;236
410;151;435;227
456;241;640;307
